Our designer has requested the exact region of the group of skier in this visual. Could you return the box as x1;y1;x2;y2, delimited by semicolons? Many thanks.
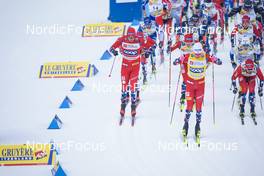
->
108;0;264;145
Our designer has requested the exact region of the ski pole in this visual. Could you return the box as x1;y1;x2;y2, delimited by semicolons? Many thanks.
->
212;62;216;125
109;25;126;78
168;46;172;107
231;94;236;112
108;56;116;77
170;69;181;125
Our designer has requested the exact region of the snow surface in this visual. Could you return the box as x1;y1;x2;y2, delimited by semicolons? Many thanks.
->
0;0;264;176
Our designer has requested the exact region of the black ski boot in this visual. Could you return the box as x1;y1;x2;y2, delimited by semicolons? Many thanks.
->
131;102;137;126
120;92;128;117
182;110;191;145
249;93;257;125
239;105;245;125
180;82;186;112
152;64;157;74
131;92;137;118
195;111;202;147
239;94;246;125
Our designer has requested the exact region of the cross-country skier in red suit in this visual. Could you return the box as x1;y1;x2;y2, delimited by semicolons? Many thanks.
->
110;27;155;118
231;59;264;124
174;42;222;143
168;33;196;111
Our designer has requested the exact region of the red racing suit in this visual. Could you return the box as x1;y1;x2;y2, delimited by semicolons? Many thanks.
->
110;34;155;92
180;52;218;112
231;65;264;94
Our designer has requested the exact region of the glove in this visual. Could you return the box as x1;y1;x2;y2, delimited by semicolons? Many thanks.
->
232;81;238;94
167;40;172;47
110;48;118;56
215;58;222;65
173;58;180;65
166;46;171;54
233;87;238;94
159;41;163;49
231;61;237;69
145;51;150;58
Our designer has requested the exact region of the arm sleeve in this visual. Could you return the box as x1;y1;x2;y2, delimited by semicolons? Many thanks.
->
110;37;123;50
171;41;181;52
231;66;241;80
257;67;264;81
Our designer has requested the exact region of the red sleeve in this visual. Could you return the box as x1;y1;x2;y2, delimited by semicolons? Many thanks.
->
232;66;241;81
253;25;260;38
111;36;123;49
257;67;264;81
155;15;163;26
231;25;238;38
145;36;155;49
215;4;224;28
171;41;181;52
181;54;189;64
207;54;217;63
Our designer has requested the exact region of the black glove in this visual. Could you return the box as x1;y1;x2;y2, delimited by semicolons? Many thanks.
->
110;48;118;56
159;41;163;49
173;58;180;65
166;46;171;54
231;61;237;69
167;40;172;47
232;81;238;94
233;87;238;94
145;52;150;58
215;58;223;65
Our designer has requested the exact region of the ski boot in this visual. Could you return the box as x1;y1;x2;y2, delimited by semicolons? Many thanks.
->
180;94;185;112
182;122;189;146
142;64;148;85
239;105;245;125
152;64;157;74
249;93;257;125
195;111;202;147
182;110;191;145
195;123;201;147
120;91;129;117
131;92;137;117
250;110;257;125
143;75;147;85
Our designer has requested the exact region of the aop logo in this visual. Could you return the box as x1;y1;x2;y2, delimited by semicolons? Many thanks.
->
189;60;205;66
123;49;138;56
122;43;140;50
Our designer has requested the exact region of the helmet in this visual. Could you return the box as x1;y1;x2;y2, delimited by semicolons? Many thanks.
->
184;34;194;44
190;14;199;23
242;15;250;28
243;0;253;9
203;0;213;10
242;15;250;22
144;17;151;27
192;43;204;56
242;59;255;74
144;17;151;25
127;27;136;36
